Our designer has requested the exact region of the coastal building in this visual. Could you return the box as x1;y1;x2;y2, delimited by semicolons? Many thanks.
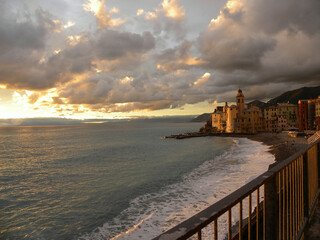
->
234;109;266;134
210;89;268;134
249;105;263;117
211;102;229;132
277;103;298;130
263;103;298;132
278;115;289;131
308;100;316;130
264;106;278;132
236;89;245;118
226;105;237;133
299;100;308;131
212;89;265;134
208;90;319;134
298;98;320;131
211;111;223;132
235;92;266;134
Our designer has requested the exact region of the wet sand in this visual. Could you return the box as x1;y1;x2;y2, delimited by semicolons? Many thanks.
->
246;132;308;163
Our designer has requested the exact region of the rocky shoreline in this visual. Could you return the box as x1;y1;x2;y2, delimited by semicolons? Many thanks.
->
165;132;308;163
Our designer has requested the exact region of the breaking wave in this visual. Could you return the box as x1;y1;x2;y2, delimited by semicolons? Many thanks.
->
79;138;274;240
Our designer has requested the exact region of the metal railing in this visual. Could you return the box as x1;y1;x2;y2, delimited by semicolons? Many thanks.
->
153;139;320;240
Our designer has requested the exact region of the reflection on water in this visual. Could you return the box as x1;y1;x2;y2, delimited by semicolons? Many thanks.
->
0;122;273;240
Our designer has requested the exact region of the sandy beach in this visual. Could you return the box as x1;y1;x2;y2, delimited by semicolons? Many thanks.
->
167;131;309;163
246;132;308;163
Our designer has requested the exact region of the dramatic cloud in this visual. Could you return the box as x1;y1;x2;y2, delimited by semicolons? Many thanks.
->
161;0;186;21
0;0;319;118
0;6;155;91
198;0;277;71
94;30;155;60
247;0;320;35
156;40;207;72
136;0;187;40
0;5;69;90
55;73;167;112
83;0;126;28
140;0;185;21
196;0;320;92
0;9;54;53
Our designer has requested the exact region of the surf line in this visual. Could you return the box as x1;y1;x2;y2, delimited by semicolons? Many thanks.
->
110;213;153;240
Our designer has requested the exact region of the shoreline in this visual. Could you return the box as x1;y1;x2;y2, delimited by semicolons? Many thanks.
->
166;132;308;163
246;132;308;163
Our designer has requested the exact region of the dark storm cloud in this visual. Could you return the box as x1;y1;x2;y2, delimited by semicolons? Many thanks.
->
59;77;113;104
0;5;155;91
156;40;194;71
194;0;320;103
0;6;55;53
198;35;276;71
0;4;66;89
1;0;320;116
247;0;320;35
94;30;155;60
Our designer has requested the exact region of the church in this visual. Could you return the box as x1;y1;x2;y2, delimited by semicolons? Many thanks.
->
211;89;266;134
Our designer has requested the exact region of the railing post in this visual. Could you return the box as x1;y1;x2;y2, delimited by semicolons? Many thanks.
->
265;174;278;240
303;152;309;218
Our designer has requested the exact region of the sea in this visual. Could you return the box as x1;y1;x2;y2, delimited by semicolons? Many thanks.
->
0;118;275;240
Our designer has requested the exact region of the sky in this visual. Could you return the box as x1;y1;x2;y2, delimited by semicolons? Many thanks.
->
0;0;319;119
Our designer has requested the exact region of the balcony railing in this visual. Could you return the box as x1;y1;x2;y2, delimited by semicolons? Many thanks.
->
153;139;320;240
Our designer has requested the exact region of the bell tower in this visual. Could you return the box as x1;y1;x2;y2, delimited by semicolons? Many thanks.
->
236;89;245;117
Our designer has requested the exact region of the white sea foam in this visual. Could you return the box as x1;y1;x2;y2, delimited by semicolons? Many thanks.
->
79;138;275;240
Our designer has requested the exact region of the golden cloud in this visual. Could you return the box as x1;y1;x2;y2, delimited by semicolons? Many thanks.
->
137;9;144;16
141;0;185;21
83;0;126;28
161;0;185;21
193;72;211;86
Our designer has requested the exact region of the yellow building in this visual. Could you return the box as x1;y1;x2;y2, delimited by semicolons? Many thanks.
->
211;103;228;132
211;89;266;134
226;105;237;133
234;109;266;134
236;89;245;117
249;105;262;116
211;112;223;132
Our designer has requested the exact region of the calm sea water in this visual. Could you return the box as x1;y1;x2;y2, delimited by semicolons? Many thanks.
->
0;120;274;240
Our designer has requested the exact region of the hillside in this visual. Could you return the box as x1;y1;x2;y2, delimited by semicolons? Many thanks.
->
192;86;320;122
247;100;268;109
191;113;211;122
267;86;320;106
